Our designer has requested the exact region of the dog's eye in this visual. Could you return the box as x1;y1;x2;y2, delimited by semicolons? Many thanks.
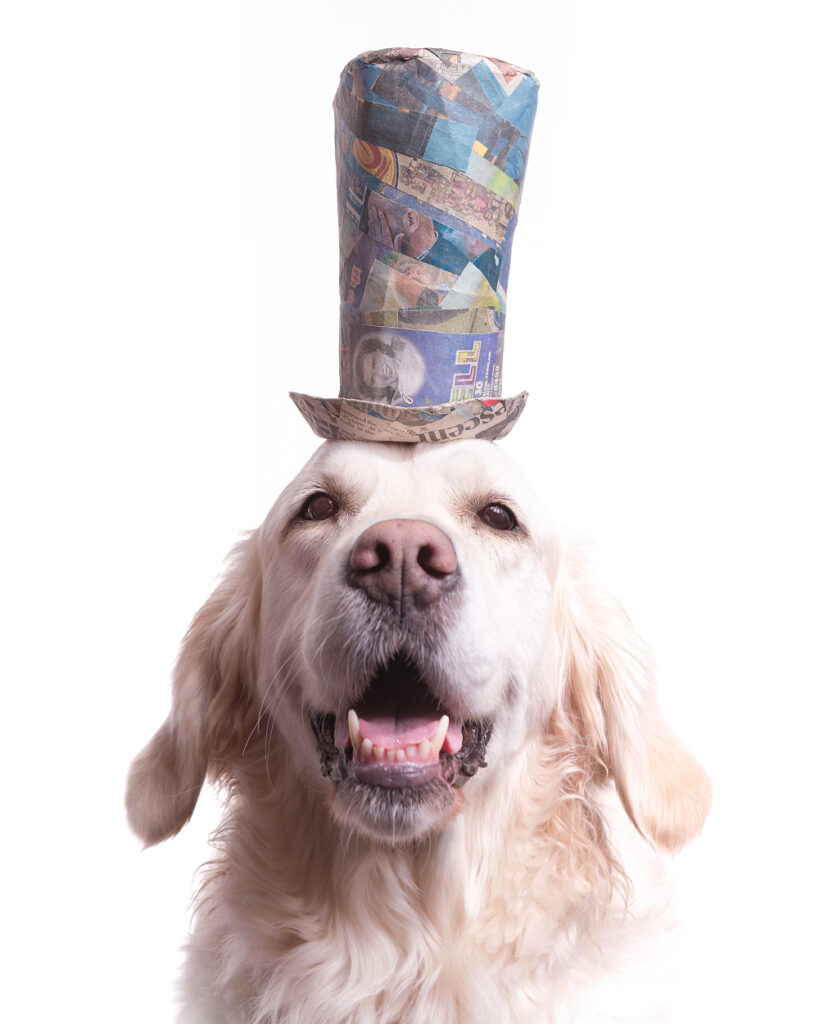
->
300;493;340;522
477;503;518;531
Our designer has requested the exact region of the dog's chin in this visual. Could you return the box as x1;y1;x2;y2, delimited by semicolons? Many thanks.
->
332;774;456;842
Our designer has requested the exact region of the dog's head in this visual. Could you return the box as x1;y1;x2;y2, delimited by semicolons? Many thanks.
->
126;440;710;850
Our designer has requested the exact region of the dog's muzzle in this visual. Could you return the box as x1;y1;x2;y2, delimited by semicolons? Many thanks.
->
308;520;492;836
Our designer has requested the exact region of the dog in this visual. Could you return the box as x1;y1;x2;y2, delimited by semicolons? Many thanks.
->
126;438;710;1023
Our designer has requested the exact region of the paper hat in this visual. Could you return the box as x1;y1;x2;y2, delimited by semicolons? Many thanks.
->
291;47;539;443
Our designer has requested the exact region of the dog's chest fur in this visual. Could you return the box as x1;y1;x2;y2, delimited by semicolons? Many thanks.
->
180;748;676;1024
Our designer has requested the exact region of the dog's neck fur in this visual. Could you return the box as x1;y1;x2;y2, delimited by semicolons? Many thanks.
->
185;729;637;1024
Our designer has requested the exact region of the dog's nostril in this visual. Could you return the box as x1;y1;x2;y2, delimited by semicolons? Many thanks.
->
417;543;456;579
373;541;391;571
350;538;389;573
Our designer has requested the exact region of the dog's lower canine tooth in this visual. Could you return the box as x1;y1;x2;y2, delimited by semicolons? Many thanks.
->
348;709;362;750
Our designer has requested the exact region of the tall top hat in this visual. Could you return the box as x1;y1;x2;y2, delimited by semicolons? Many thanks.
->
291;47;539;443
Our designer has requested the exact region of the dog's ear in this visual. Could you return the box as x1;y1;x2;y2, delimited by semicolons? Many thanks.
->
125;534;261;846
552;541;711;853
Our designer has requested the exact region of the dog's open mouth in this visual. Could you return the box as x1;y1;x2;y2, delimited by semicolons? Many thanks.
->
310;653;492;791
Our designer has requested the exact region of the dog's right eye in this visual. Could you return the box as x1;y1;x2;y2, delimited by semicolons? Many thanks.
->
300;492;340;522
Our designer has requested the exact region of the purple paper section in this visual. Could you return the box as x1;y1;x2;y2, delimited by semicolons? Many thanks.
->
340;322;503;407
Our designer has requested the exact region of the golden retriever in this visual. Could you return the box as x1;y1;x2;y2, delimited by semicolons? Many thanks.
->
126;439;710;1023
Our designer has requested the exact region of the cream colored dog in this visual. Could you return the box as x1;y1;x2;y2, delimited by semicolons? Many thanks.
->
126;439;710;1023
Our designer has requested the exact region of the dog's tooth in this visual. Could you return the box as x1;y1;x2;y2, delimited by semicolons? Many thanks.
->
430;715;449;755
373;745;385;762
386;748;396;763
347;709;362;751
405;745;417;760
360;738;373;761
395;748;406;762
418;739;432;761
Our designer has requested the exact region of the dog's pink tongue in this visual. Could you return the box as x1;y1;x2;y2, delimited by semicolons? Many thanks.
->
358;714;463;754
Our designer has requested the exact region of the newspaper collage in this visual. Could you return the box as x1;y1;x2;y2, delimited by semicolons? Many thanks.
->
292;48;539;441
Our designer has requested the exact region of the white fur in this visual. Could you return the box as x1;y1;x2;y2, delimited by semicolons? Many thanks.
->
127;439;710;1023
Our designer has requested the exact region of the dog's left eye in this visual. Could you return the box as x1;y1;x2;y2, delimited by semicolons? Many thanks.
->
477;503;518;531
300;492;340;522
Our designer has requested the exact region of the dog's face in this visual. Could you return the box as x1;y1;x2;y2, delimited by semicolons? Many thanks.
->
255;440;556;840
127;440;710;854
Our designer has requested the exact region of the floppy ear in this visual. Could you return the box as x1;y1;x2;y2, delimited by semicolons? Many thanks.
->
125;533;261;846
552;540;711;853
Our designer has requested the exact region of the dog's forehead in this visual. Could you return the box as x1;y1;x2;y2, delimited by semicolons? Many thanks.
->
304;439;531;502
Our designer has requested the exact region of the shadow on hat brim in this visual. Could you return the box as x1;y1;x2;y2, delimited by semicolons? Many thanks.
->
290;391;527;443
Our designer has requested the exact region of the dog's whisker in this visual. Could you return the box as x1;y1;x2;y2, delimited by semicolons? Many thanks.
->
241;648;300;757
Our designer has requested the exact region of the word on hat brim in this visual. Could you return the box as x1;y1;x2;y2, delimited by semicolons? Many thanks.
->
290;391;528;443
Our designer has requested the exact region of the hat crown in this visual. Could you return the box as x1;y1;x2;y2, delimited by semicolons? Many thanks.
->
335;48;538;410
291;48;538;443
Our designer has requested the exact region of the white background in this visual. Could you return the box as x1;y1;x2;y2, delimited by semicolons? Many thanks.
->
2;1;817;1021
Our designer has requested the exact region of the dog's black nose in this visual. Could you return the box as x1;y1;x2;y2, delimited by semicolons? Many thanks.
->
348;519;458;609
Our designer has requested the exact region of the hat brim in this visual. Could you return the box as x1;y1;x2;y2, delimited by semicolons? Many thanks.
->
290;392;527;443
